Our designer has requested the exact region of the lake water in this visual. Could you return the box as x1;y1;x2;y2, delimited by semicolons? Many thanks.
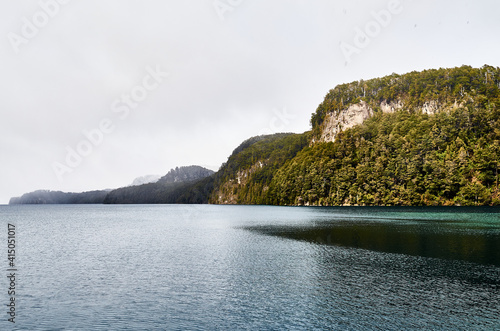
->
1;205;499;330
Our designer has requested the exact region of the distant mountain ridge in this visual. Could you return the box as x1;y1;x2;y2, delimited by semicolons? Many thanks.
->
10;166;214;205
9;190;110;205
103;166;215;204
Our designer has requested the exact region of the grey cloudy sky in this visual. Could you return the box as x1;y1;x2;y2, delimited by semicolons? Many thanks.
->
1;0;499;204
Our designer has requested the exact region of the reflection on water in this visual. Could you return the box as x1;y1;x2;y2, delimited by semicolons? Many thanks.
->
247;206;500;267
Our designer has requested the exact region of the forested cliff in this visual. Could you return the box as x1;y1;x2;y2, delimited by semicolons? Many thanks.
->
213;65;500;206
11;65;500;206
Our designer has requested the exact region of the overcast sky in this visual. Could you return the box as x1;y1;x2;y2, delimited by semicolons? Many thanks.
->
1;0;499;204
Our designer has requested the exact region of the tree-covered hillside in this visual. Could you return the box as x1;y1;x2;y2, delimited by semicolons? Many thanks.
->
270;106;500;206
208;132;311;204
207;65;499;206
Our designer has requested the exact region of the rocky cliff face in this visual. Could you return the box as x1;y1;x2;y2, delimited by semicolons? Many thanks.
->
317;99;461;143
380;100;404;113
319;101;373;143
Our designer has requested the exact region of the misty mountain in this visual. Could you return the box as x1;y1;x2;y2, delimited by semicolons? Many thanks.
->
157;166;214;184
9;190;110;205
130;175;161;186
103;166;215;204
10;166;214;205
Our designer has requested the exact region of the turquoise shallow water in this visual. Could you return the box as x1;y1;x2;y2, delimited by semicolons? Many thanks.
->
0;205;499;330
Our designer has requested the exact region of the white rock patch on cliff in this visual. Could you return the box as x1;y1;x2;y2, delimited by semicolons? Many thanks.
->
318;98;461;144
380;100;404;113
320;101;373;143
421;100;439;115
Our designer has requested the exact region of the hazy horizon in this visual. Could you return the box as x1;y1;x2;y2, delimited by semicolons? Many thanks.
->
2;0;500;204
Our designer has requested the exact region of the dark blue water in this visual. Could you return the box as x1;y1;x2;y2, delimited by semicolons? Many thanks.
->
1;205;499;330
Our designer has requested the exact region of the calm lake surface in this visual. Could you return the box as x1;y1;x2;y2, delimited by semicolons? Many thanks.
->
1;205;499;330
